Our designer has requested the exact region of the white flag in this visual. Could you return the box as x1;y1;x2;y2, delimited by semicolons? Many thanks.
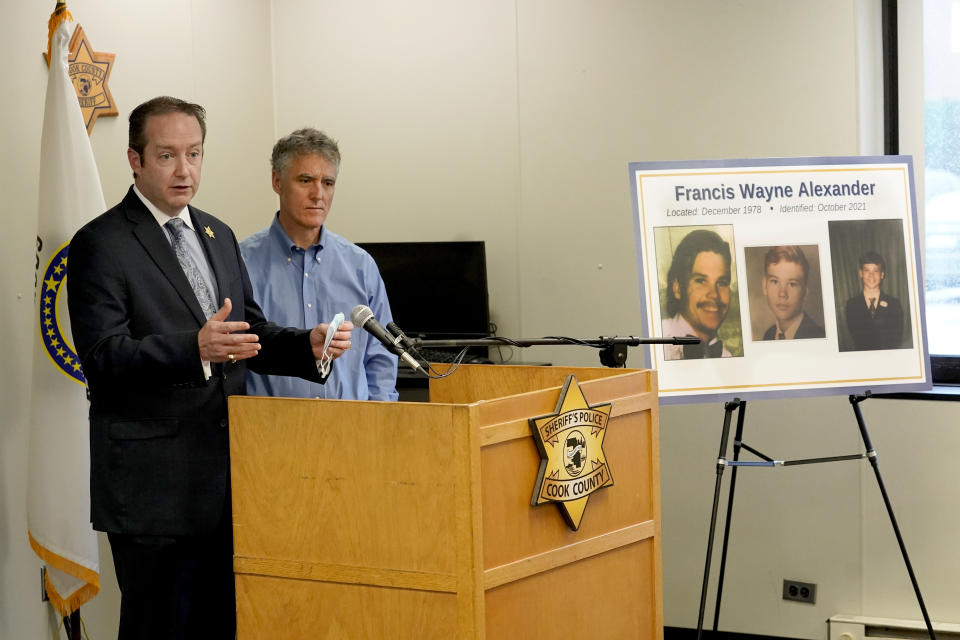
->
27;9;103;615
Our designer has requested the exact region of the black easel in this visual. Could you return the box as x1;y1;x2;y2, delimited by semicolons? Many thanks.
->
695;393;936;640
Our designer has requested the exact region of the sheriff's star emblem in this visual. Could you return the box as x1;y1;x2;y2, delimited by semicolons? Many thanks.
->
204;226;215;239
44;24;118;134
530;375;614;530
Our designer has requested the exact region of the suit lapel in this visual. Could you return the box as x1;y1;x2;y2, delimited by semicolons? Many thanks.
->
124;190;208;326
797;314;810;338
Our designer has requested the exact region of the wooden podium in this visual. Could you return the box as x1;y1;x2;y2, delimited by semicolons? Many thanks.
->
229;365;662;639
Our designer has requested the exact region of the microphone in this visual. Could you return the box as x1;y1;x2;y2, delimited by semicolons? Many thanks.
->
351;305;423;373
386;321;419;352
387;321;430;370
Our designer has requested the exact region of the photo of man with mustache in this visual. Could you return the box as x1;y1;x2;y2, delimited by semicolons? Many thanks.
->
660;228;741;360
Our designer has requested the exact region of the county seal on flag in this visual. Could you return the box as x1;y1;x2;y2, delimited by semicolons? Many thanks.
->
38;241;84;384
529;375;614;530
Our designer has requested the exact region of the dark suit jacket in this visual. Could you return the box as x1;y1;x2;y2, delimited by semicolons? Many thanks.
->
68;187;323;536
762;313;825;340
844;291;904;350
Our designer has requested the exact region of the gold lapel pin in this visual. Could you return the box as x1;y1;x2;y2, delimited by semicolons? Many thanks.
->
204;226;215;239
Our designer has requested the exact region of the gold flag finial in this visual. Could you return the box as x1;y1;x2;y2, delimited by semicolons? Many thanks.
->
47;1;73;62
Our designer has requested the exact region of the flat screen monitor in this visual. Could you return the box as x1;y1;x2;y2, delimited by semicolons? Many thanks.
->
356;241;491;338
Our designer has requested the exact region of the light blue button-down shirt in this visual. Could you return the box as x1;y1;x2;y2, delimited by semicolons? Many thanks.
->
240;215;398;400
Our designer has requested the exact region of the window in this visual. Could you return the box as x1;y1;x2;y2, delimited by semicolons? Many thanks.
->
922;0;960;366
893;0;960;384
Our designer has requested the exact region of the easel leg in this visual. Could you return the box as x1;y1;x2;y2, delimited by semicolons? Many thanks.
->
850;394;937;640
696;398;741;640
712;400;746;631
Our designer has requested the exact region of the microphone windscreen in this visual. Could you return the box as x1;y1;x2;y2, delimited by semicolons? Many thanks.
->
351;304;374;327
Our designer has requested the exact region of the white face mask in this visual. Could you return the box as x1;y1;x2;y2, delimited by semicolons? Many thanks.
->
317;312;344;377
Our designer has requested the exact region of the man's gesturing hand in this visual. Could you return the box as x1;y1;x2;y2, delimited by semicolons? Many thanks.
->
198;298;261;363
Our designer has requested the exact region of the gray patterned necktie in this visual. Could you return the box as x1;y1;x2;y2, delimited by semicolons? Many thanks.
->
165;218;217;318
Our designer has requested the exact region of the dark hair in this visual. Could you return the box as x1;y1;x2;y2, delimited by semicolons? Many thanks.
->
128;96;207;160
272;128;340;174
763;245;809;284
665;229;731;317
858;251;886;273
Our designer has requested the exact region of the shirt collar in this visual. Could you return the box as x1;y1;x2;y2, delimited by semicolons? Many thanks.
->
775;312;805;340
133;184;193;230
269;213;324;254
670;313;720;345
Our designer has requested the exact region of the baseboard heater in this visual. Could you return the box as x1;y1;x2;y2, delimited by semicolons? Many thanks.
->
829;614;960;640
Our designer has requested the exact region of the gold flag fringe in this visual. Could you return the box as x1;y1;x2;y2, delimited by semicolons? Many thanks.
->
45;571;99;617
28;530;100;616
47;1;73;63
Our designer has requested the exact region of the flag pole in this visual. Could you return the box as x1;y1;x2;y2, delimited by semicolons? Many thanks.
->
50;13;79;640
46;1;72;62
50;7;82;640
64;610;80;640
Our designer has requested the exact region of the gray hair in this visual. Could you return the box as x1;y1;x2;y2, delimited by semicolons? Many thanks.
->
271;128;341;174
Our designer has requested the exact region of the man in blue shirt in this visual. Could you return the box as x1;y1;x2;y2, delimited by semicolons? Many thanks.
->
241;128;398;400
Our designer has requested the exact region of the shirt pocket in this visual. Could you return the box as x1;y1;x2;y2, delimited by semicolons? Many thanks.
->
108;418;179;440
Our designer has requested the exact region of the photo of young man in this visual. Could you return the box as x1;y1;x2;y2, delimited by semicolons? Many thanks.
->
657;226;743;360
745;245;826;341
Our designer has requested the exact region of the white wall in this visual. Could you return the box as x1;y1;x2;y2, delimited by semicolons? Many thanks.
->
2;2;957;639
0;3;50;637
268;0;524;336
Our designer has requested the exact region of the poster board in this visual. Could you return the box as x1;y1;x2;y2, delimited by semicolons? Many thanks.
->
628;156;930;404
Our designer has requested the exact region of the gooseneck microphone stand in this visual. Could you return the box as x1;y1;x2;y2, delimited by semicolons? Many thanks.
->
409;335;699;369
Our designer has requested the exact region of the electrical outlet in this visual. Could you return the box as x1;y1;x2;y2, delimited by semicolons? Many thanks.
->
782;579;816;604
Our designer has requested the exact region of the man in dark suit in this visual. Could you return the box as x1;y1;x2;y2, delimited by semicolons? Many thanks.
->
844;251;905;350
759;245;825;340
67;96;354;639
